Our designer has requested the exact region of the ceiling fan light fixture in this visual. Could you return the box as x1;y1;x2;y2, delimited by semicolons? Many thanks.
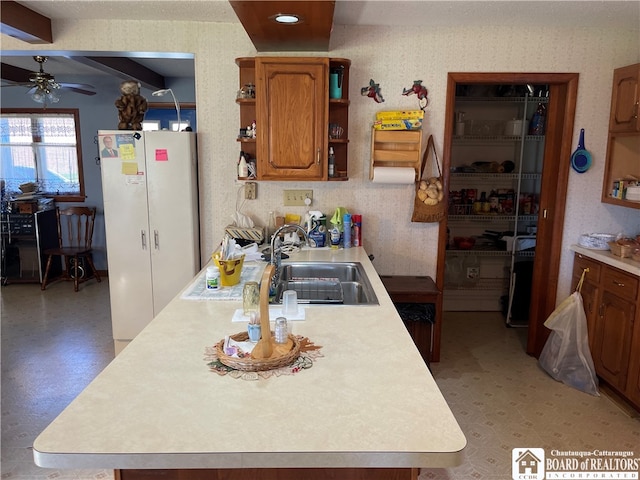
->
47;90;60;103
271;13;302;24
31;90;46;104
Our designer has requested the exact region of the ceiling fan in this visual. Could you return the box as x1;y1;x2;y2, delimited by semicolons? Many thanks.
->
3;55;96;104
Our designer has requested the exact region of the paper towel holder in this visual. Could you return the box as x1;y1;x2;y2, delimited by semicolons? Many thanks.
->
370;127;423;181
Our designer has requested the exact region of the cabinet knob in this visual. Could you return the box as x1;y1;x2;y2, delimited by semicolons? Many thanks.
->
317;148;321;165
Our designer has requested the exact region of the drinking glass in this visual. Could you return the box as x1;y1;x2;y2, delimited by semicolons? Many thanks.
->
243;281;260;315
282;289;298;316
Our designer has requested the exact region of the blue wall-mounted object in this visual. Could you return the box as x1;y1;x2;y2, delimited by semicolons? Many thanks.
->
571;129;592;173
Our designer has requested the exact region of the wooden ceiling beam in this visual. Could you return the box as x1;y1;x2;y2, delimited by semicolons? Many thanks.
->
67;56;166;90
1;1;53;44
1;62;32;83
230;0;335;52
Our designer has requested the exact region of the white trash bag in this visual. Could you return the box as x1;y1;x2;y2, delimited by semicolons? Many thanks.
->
538;273;599;396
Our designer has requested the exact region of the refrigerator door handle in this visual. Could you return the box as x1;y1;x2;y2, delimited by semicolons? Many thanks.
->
141;230;147;250
154;230;159;250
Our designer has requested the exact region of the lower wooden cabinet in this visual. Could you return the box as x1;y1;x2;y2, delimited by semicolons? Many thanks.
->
626;316;640;406
571;253;640;410
571;254;600;352
595;290;635;390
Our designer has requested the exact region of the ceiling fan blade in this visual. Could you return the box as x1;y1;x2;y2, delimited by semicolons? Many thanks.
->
59;82;96;96
1;62;32;83
0;82;35;87
59;82;95;90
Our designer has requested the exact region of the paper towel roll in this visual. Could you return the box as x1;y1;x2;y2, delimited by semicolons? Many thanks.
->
371;166;416;184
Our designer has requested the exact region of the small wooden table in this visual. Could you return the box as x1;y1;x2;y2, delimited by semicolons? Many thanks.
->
380;275;440;364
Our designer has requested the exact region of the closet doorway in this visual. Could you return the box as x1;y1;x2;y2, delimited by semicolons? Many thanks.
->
433;72;579;362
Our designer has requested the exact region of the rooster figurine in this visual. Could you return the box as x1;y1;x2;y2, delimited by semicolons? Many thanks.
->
402;80;429;109
361;79;384;103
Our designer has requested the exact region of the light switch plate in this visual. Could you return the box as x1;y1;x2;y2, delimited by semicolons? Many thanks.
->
245;182;257;200
283;189;313;206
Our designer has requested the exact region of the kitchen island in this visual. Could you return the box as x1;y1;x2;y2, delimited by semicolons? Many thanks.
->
33;247;466;479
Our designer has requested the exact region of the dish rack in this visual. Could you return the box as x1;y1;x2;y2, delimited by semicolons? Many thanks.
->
578;233;616;250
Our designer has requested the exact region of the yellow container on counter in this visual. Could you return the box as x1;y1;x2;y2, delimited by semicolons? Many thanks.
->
212;253;245;286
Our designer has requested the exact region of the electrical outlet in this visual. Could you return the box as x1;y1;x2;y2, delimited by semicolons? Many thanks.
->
283;189;313;206
245;182;257;200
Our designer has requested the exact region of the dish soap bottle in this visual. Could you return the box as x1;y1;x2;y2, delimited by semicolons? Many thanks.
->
329;221;341;249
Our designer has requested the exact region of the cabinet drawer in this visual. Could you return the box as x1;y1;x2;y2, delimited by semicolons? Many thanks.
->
573;253;601;283
602;267;639;302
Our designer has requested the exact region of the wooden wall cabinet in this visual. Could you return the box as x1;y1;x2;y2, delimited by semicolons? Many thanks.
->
609;63;640;133
571;253;640;409
601;63;640;209
236;57;350;181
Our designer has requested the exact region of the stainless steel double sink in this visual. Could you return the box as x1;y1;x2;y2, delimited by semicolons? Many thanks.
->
272;262;379;306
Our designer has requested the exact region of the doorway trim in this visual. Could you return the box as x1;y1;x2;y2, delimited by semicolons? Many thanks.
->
434;72;579;361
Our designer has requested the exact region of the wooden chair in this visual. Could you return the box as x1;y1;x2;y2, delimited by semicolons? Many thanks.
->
41;206;101;292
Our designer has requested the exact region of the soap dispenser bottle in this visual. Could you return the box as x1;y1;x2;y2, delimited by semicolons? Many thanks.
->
238;152;248;178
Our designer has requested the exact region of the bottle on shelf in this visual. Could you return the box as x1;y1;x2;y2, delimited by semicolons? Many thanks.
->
238;152;248;178
352;214;362;247
528;102;546;136
266;211;276;244
328;147;335;178
343;213;352;249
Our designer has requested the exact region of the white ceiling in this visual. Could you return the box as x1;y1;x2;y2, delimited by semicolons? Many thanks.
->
1;1;639;79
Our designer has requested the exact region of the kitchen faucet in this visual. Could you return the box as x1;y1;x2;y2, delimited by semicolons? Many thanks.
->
270;224;309;287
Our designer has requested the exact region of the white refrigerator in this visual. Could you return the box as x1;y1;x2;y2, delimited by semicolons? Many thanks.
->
99;131;200;354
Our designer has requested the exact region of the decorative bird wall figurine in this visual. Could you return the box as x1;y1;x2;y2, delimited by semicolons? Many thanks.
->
361;79;384;103
402;80;429;109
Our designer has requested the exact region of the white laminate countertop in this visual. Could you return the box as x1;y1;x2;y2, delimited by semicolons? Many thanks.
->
570;244;640;277
33;247;466;471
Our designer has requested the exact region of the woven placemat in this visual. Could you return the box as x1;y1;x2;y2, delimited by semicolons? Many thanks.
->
204;336;323;381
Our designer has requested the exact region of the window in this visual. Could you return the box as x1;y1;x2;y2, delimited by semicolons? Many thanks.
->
0;108;85;202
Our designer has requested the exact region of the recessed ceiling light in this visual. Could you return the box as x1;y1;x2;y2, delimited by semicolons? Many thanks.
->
272;13;302;24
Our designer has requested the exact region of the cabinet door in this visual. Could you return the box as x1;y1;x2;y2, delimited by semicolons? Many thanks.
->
256;57;328;180
593;290;635;391
144;132;200;317
625;314;640;408
574;279;599;353
609;63;640;133
99;131;154;341
571;254;601;352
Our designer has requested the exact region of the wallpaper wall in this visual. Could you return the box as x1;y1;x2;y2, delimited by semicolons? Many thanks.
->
2;18;638;304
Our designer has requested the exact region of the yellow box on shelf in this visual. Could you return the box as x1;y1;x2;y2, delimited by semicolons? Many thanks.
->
373;118;423;130
376;110;424;120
